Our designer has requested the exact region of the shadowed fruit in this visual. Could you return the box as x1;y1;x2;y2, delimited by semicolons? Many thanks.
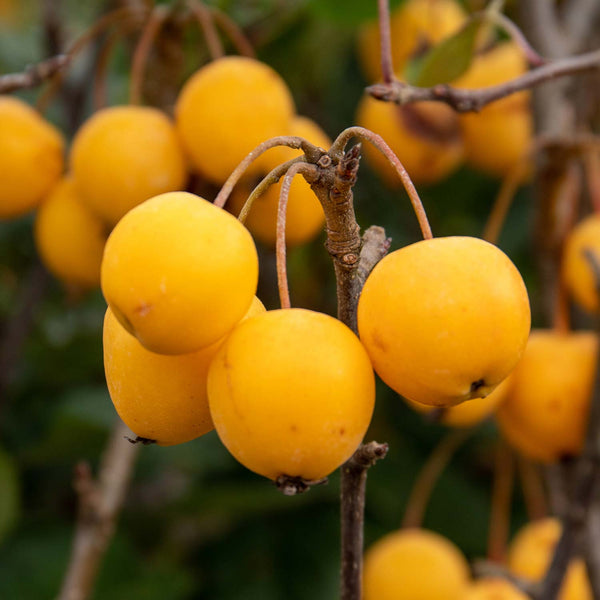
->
101;191;258;355
356;94;463;186
357;236;530;407
175;56;295;184
562;214;600;313
0;96;64;219
464;578;529;600
363;528;470;600
228;115;328;247
35;177;107;289
70;105;187;225
103;297;265;446
508;518;592;600
207;308;375;480
497;330;596;463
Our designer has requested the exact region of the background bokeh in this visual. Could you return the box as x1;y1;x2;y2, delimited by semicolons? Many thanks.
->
0;0;538;597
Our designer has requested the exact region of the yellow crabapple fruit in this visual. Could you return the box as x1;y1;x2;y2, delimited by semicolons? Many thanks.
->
103;297;265;446
363;528;470;600
356;94;463;186
357;0;467;83
101;191;258;355
207;308;375;481
508;518;592;600
405;377;510;428
454;42;533;177
0;96;65;219
34;177;107;289
357;236;530;407
228;115;328;247
464;578;529;600
175;56;295;184
497;330;596;463
70;105;187;225
562;214;600;313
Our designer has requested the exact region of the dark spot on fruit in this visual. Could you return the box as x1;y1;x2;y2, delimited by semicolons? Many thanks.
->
470;379;485;393
290;424;298;432
339;427;346;436
125;436;156;445
134;302;152;317
372;330;387;352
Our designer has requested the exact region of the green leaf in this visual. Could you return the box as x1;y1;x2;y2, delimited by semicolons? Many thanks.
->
0;448;19;545
409;18;482;87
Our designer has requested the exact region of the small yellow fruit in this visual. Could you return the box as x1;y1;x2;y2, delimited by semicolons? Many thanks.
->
357;0;467;83
207;308;375;480
363;528;470;600
103;297;265;446
508;518;592;600
464;578;529;600
454;42;533;178
175;56;295;184
562;213;600;313
101;191;258;355
228;115;328;247
70;105;187;225
356;94;463;186
34;177;107;288
405;377;510;428
497;330;596;462
0;96;64;219
357;237;531;407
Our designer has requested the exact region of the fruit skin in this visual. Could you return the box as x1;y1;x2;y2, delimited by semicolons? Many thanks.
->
0;96;65;219
497;330;596;463
454;42;533;178
464;578;529;600
207;308;375;480
228;115;328;247
101;191;259;355
357;236;531;407
363;528;470;600
175;56;295;185
356;94;463;186
562;213;600;313
70;105;187;225
508;518;592;600
405;377;510;428
103;297;265;446
35;177;107;289
357;0;466;83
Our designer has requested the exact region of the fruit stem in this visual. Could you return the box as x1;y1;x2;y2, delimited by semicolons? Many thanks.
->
517;457;548;522
129;5;169;106
377;0;394;84
331;127;433;240
583;149;600;214
211;7;256;58
93;29;121;111
188;0;225;61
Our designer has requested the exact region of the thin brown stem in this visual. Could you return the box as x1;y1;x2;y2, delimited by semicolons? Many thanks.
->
583;150;600;213
332;127;433;240
211;7;255;58
517;457;548;522
367;48;600;112
377;0;394;84
188;0;224;60
488;11;546;67
129;5;169;105
0;54;70;94
93;29;121;111
402;429;473;529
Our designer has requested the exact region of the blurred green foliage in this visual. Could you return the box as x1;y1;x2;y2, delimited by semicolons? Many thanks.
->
0;0;536;598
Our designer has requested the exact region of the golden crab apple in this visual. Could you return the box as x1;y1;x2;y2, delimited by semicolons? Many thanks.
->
497;330;596;463
356;94;463;186
34;177;107;289
363;529;470;600
175;56;295;184
103;297;265;446
0;96;65;219
562;213;600;313
101;191;258;355
207;308;375;481
357;236;530;407
70;105;187;225
508;518;592;600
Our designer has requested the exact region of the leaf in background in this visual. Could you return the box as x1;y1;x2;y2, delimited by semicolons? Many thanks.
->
408;18;483;87
0;448;19;544
307;0;405;26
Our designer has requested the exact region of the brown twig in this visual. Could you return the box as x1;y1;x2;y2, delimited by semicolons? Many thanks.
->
377;0;394;84
367;48;600;112
211;7;255;58
0;54;70;94
340;442;389;600
93;29;122;111
56;420;139;600
188;0;224;60
473;560;539;596
517;457;548;522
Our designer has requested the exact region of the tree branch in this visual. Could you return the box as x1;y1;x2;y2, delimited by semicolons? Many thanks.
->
367;49;600;112
0;54;70;94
